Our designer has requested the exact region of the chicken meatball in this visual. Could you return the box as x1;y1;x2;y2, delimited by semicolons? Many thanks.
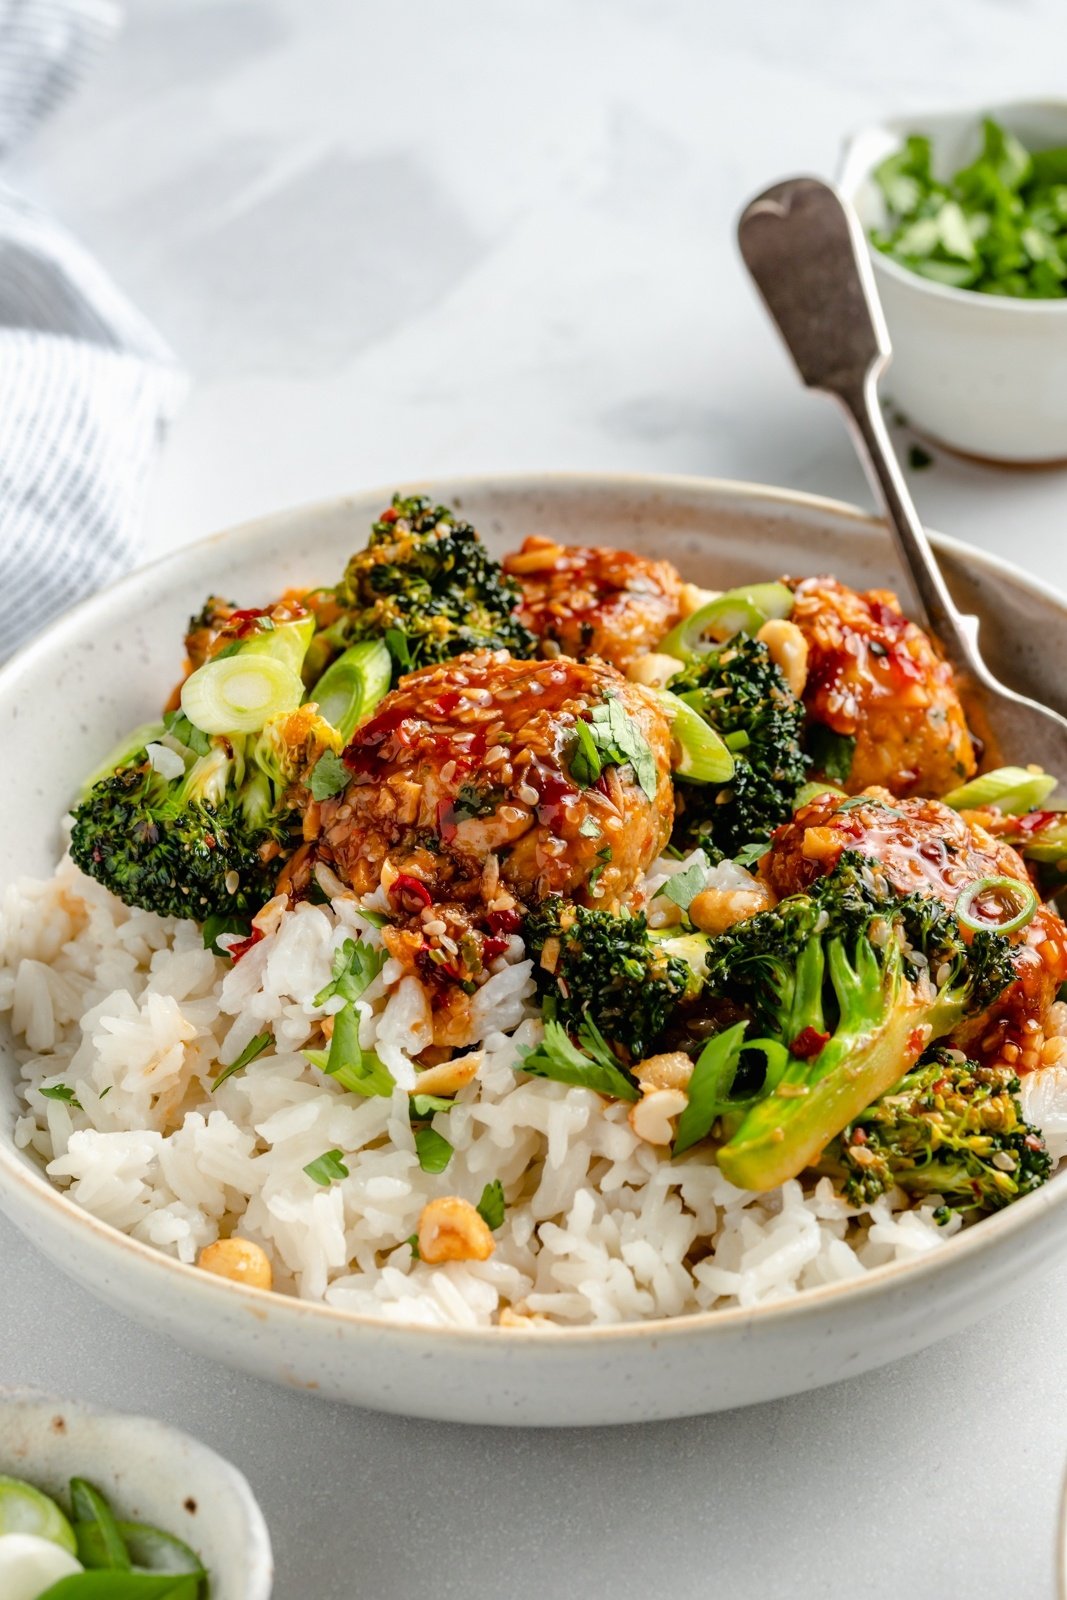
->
316;650;674;911
790;576;976;796
503;536;684;670
763;786;1067;1062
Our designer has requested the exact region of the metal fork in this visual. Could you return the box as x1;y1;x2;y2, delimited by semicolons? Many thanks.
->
736;174;1067;786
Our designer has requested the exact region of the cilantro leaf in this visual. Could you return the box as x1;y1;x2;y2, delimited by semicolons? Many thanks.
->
519;1019;640;1101
476;1179;506;1231
410;1093;455;1117
871;117;1067;300
40;1083;82;1109
304;1148;350;1186
414;1126;454;1173
309;750;350;801
568;694;658;801
806;725;855;784
732;840;769;868
658;855;709;910
213;1031;272;1090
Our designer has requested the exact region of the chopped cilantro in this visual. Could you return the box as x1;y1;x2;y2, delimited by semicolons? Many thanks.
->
476;1178;506;1231
410;1093;455;1117
313;938;385;1008
806;725;856;784
40;1083;81;1109
309;750;350;801
658;855;709;910
213;1031;271;1090
578;815;603;839
519;1018;639;1101
871;119;1067;299
414;1126;454;1173
308;940;393;1098
304;1148;350;1186
587;844;612;890
568;694;658;801
732;840;769;868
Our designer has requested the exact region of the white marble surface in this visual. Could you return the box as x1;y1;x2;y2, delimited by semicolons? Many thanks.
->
5;1;1067;1595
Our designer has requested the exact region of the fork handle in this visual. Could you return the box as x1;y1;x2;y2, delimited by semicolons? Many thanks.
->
737;177;983;682
839;367;983;676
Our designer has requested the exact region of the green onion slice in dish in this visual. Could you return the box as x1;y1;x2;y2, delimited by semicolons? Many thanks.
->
310;638;392;741
657;581;794;661
955;876;1038;936
942;765;1058;816
656;690;735;783
181;610;315;735
0;1475;78;1553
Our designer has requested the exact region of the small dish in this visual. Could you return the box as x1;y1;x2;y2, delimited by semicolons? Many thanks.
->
0;1388;273;1598
838;98;1067;463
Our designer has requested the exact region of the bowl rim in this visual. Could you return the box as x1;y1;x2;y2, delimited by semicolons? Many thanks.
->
4;466;1067;1350
837;94;1067;315
0;1385;274;1596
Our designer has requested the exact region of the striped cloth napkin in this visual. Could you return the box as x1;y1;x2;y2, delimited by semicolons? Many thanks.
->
0;0;185;661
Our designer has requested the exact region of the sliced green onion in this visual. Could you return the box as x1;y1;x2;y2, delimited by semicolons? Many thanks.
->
238;610;315;675
76;1520;204;1576
956;875;1038;935
657;581;794;660
674;1022;777;1156
943;766;1058;816
0;1476;77;1554
656;690;735;783
1013;819;1067;865
794;780;847;809
70;1480;131;1571
181;653;305;735
181;612;314;734
311;639;393;741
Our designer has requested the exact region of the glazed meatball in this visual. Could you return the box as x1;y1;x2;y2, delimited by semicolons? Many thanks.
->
790;576;976;796
503;536;684;671
763;786;1067;1061
316;650;674;910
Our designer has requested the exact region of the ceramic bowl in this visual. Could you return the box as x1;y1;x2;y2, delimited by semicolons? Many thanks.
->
838;99;1067;463
0;1387;272;1597
3;472;1067;1428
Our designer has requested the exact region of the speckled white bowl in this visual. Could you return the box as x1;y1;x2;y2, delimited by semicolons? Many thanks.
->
0;1388;272;1597
2;472;1067;1427
839;99;1067;462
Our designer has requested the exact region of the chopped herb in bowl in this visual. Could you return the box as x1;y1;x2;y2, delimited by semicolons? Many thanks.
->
0;1472;208;1598
870;117;1067;297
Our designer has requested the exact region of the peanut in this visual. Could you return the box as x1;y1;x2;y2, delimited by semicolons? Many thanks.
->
198;1237;273;1291
417;1196;496;1263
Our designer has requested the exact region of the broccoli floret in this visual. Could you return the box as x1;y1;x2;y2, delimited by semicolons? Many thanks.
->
69;707;337;920
333;494;537;676
694;851;1016;1191
820;1046;1051;1215
667;635;809;860
524;898;705;1061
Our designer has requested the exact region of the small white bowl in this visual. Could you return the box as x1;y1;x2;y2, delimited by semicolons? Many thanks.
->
0;1388;273;1598
839;99;1067;463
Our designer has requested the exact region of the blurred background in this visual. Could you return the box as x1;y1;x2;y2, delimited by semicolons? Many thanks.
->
12;0;1067;572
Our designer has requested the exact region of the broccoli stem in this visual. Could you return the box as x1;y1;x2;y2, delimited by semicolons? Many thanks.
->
717;934;930;1192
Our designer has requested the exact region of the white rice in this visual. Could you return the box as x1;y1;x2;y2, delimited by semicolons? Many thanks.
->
3;854;1065;1329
